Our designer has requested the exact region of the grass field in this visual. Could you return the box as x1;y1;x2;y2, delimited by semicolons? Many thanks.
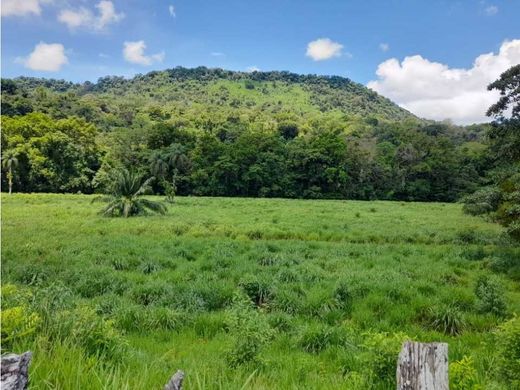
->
1;194;519;389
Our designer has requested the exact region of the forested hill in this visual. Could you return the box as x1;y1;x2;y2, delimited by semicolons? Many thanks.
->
2;67;417;124
1;67;490;201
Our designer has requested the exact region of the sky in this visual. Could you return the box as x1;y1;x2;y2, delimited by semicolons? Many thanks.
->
2;0;520;124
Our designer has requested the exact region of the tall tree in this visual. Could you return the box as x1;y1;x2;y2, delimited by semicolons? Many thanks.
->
2;149;18;194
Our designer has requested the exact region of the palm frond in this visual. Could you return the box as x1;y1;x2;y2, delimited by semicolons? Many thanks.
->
138;198;167;215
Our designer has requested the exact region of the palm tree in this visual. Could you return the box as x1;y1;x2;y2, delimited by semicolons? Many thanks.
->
97;169;167;217
2;150;19;195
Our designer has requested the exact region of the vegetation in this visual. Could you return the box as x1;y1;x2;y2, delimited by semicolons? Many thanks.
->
1;194;519;389
1;68;489;202
463;65;520;240
95;169;166;217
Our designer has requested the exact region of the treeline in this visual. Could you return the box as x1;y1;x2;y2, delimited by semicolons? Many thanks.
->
1;111;488;201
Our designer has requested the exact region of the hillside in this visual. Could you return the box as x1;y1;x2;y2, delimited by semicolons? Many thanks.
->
1;67;417;127
1;67;489;201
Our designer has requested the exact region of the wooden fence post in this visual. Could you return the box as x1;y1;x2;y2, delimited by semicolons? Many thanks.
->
397;341;448;390
1;351;32;390
164;370;185;390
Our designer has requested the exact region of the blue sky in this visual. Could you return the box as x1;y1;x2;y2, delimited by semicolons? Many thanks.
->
2;0;520;123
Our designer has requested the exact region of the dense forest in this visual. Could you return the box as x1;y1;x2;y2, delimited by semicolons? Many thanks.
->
1;67;491;202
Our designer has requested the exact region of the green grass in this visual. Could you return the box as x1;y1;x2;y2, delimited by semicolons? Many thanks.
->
1;194;519;389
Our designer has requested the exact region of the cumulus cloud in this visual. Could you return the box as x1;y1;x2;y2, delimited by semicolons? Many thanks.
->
246;66;260;72
19;42;68;71
306;38;343;61
123;40;165;66
169;5;175;17
367;39;520;124
58;0;124;31
1;0;48;17
485;5;498;15
379;43;390;52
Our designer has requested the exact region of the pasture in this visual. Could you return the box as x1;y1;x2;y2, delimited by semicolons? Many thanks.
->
1;194;519;389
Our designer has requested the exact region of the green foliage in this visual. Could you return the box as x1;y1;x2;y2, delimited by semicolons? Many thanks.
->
462;186;502;215
0;285;41;349
297;323;346;353
464;65;520;240
97;169;167;217
1;70;489;202
225;295;274;367
427;305;466;335
450;356;482;390
474;276;507;317
361;331;409;384
495;316;520;387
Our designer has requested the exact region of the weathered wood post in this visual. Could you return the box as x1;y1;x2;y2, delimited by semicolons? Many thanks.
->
1;352;32;390
164;370;185;390
397;342;448;390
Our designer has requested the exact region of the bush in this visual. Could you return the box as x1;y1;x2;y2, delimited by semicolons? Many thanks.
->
450;356;482;390
361;331;409;383
0;284;41;349
225;295;274;367
427;305;466;335
54;306;127;360
462;186;502;216
495;316;520;386
1;306;41;349
474;276;507;317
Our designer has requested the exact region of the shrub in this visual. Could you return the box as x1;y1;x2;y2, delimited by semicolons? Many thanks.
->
450;356;482;390
361;331;409;383
55;306;127;360
1;306;41;348
495;316;520;386
474;276;507;317
225;296;273;367
462;187;502;216
427;305;466;335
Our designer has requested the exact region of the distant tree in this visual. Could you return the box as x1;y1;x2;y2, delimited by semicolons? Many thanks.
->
97;169;166;217
2;149;18;194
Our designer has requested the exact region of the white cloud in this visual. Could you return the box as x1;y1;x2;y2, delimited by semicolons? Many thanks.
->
20;42;68;71
246;66;260;72
485;5;498;15
306;38;343;61
367;39;520;124
169;5;175;17
1;0;48;17
123;40;165;66
58;0;123;31
211;52;225;57
379;43;390;52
